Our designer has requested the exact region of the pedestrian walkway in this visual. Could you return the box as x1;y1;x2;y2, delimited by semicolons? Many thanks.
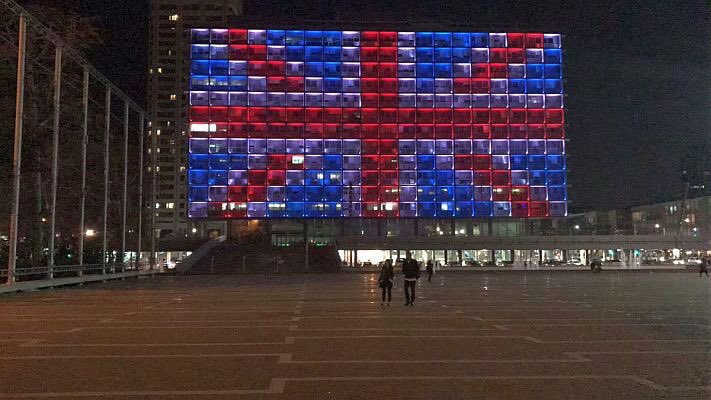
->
0;272;709;399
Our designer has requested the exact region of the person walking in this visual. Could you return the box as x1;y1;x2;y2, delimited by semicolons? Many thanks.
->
378;259;395;305
426;260;434;282
700;257;709;278
401;251;420;306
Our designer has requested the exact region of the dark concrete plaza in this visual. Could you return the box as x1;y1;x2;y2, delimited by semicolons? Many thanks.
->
1;272;710;399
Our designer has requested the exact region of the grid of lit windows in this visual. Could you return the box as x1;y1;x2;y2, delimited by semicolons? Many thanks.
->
188;29;566;218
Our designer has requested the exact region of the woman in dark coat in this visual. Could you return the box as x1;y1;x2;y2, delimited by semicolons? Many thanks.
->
378;259;395;305
426;260;434;282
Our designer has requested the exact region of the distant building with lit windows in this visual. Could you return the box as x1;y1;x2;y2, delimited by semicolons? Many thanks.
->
147;0;243;238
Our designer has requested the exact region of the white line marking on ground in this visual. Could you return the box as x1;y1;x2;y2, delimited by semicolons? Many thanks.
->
0;353;289;360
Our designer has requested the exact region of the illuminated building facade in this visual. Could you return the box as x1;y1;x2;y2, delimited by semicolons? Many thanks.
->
188;29;566;219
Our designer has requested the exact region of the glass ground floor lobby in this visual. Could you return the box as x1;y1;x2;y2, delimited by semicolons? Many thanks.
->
339;249;597;267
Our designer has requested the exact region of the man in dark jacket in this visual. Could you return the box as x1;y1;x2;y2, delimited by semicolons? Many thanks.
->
401;251;420;306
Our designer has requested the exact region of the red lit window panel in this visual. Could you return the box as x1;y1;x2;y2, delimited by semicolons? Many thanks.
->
210;107;229;122
324;124;341;138
528;124;545;138
248;45;267;60
362;47;379;61
453;78;471;93
493;186;510;201
248;61;267;75
379;47;397;61
361;31;379;46
474;170;492;185
526;33;544;48
248;107;267;122
362;124;378;138
266;108;285;122
472;124;491;139
508;48;525;63
546;124;565;138
507;33;525;48
473;155;492;170
453;109;471;123
472;64;490;78
546;109;564;123
398;109;416;123
529;202;548;217
490;48;507;63
471;79;490;93
267;169;286;184
454;124;472;138
361;93;379;107
528;109;545;124
267;61;285;76
492;171;511;185
490;64;508;78
416;124;435;139
229;44;248;59
247;186;267;201
286;77;304;91
379;31;397;46
361;155;379;170
491;125;509;139
229;29;248;44
455;155;472;169
435;124;452;139
379;124;398;138
228;186;247;202
511;202;528;218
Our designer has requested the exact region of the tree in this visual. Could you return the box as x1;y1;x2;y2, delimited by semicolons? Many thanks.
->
0;2;105;267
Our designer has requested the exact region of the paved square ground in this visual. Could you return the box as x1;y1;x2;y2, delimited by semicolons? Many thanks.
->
1;272;710;399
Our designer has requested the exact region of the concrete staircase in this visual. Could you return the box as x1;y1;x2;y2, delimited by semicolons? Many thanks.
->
187;235;341;274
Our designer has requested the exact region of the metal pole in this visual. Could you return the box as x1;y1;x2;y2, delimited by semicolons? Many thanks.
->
47;46;62;278
304;221;309;273
101;87;111;274
136;113;144;270
149;123;157;270
121;102;129;272
7;14;27;286
77;68;89;270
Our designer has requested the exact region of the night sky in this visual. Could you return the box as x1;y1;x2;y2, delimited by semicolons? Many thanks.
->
33;0;711;212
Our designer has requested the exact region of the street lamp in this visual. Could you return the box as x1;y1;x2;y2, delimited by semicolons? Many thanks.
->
654;224;665;236
85;229;96;237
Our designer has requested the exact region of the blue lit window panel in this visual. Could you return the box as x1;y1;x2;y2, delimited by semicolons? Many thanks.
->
188;29;566;218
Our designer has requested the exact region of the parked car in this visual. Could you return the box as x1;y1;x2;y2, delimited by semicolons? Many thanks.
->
362;261;374;268
603;259;624;266
446;261;461;267
541;259;564;267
